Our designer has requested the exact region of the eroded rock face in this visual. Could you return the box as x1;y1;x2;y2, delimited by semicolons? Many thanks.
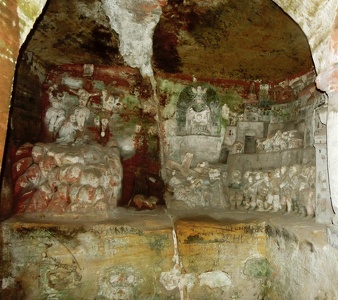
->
274;0;338;75
17;0;315;81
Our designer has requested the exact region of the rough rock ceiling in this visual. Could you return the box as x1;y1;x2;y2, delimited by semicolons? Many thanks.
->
23;0;314;82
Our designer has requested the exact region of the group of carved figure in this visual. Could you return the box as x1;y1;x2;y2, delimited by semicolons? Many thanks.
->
165;154;226;209
13;142;122;215
256;130;303;153
164;150;315;217
45;84;122;144
13;84;125;216
13;80;316;218
227;164;315;217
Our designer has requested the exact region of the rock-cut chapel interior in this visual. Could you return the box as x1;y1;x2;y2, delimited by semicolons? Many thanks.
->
1;0;338;299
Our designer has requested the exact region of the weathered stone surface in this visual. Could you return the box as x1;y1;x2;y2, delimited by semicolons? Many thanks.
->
2;1;338;299
227;148;315;176
173;218;267;299
167;135;224;165
21;0;314;81
0;0;46;218
266;216;338;300
3;210;338;299
243;258;271;278
274;0;338;76
1;213;174;299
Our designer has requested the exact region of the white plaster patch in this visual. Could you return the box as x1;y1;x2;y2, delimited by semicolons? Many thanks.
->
160;268;181;291
102;0;162;77
198;271;232;289
160;224;196;298
98;266;143;300
61;76;84;89
160;268;195;292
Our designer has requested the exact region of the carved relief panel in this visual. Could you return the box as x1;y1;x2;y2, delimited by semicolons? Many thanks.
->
176;84;221;136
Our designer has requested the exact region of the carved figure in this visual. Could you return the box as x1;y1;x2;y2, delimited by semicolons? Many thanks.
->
265;169;281;212
45;86;66;133
221;103;230;120
101;90;115;112
255;173;270;211
13;79;133;217
186;87;212;135
228;170;243;209
13;142;123;216
69;88;99;107
298;165;315;217
177;84;221;136
74;107;90;130
95;90;121;138
256;130;304;153
243;175;258;210
232;141;244;154
56;114;79;144
165;154;226;209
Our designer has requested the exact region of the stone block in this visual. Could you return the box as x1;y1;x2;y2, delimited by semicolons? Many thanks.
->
1;215;175;299
173;218;267;299
167;135;224;165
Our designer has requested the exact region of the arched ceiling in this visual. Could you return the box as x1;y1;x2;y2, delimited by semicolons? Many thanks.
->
23;0;314;82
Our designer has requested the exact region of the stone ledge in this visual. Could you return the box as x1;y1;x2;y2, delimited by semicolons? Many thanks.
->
0;209;334;299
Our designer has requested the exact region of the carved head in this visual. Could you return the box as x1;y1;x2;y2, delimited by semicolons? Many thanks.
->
78;89;90;106
209;168;221;182
192;86;207;103
232;169;242;181
74;107;90;128
102;94;116;112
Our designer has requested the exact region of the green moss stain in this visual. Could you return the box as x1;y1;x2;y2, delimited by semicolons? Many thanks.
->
243;258;271;278
158;79;185;119
14;225;87;242
122;94;140;110
218;89;243;112
146;234;170;255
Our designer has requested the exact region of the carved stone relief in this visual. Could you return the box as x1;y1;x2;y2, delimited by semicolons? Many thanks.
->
176;85;221;136
12;65;166;214
165;153;227;209
256;130;304;153
13;141;122;216
230;164;316;216
12;68;137;216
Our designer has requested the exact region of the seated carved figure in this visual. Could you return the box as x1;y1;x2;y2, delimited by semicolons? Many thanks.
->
12;85;123;218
